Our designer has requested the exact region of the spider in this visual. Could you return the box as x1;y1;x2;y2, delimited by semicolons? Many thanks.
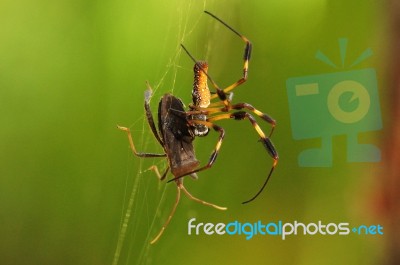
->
118;11;278;244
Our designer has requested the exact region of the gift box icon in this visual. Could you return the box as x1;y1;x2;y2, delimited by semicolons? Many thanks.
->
286;38;382;167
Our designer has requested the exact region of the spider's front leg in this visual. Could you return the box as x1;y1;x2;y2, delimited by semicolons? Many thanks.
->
203;11;252;101
180;12;251;108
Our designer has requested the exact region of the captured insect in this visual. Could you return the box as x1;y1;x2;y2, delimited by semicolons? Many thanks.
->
118;11;278;244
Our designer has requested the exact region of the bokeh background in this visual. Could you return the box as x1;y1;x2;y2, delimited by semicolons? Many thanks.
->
1;0;396;264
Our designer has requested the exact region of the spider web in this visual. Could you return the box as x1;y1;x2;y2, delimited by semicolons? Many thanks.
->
112;1;212;264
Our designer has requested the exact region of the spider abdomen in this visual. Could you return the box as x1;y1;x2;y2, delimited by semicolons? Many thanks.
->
192;61;211;108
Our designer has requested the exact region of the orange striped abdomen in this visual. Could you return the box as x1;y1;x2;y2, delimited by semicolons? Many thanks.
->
192;61;210;108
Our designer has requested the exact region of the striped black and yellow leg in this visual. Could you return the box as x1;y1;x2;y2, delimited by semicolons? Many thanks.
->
186;102;276;137
231;103;276;137
181;11;252;106
208;111;279;204
204;11;252;100
167;120;225;182
180;44;229;106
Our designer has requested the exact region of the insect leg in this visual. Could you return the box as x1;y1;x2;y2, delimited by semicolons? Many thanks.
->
150;185;181;244
117;126;166;158
147;165;170;181
180;184;227;210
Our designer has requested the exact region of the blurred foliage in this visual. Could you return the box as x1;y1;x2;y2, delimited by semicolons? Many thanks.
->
0;0;388;264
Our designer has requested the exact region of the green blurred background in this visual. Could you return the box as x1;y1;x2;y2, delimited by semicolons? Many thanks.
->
0;0;390;264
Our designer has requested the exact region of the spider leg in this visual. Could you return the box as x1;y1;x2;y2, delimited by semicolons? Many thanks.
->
231;103;276;137
185;102;276;137
182;12;252;107
167;120;225;182
208;111;278;204
203;11;252;100
180;44;228;106
210;91;234;103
